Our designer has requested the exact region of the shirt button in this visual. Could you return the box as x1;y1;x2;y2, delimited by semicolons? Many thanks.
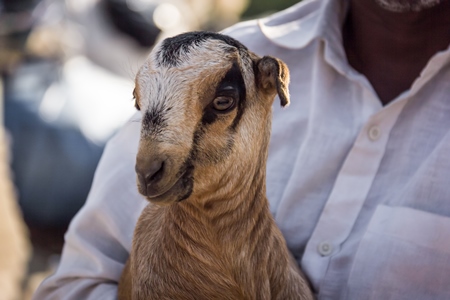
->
318;241;333;256
368;126;381;141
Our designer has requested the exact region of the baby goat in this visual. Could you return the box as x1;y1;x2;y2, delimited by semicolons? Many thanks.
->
118;31;314;300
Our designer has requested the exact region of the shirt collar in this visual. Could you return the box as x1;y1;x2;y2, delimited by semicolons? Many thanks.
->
258;0;348;51
258;0;351;77
259;0;450;103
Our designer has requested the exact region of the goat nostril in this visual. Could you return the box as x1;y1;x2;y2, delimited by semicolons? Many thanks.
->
135;158;166;188
147;161;164;183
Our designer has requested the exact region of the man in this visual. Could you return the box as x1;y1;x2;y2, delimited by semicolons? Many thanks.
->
33;0;450;299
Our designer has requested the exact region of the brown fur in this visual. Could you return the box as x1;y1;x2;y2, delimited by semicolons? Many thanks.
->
118;32;314;300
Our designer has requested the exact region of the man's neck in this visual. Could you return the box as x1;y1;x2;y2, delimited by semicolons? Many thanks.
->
343;0;450;105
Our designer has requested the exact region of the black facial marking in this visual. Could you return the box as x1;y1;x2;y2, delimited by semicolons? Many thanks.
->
142;104;168;134
157;31;248;68
252;60;261;93
191;119;236;165
229;65;247;131
188;125;205;161
201;62;246;129
201;108;218;125
175;138;198;202
177;164;194;202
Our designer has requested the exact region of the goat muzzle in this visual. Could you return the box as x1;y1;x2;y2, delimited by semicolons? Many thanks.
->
135;154;193;204
135;156;166;196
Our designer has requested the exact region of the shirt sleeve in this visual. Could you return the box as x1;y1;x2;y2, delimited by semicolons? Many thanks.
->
32;113;147;300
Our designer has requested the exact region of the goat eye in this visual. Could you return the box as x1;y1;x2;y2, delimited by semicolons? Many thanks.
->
212;96;234;111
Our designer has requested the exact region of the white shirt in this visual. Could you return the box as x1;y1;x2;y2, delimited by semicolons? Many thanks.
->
33;0;450;299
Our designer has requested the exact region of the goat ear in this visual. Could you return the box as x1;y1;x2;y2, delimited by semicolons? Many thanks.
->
256;56;290;107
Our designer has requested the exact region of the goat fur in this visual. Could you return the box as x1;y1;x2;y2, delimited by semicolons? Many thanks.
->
118;31;314;300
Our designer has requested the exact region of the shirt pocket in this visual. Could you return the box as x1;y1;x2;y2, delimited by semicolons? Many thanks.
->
345;205;450;300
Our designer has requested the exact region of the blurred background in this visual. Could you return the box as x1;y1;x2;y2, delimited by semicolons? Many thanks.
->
0;0;299;298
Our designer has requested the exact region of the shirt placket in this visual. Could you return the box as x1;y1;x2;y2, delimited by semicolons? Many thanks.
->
301;97;409;294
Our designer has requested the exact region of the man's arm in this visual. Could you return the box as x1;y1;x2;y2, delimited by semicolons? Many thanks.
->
33;114;147;300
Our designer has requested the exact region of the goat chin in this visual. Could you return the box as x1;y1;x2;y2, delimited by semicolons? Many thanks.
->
118;31;314;300
143;176;186;205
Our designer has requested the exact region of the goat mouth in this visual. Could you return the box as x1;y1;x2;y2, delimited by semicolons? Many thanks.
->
147;173;185;198
145;167;194;204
